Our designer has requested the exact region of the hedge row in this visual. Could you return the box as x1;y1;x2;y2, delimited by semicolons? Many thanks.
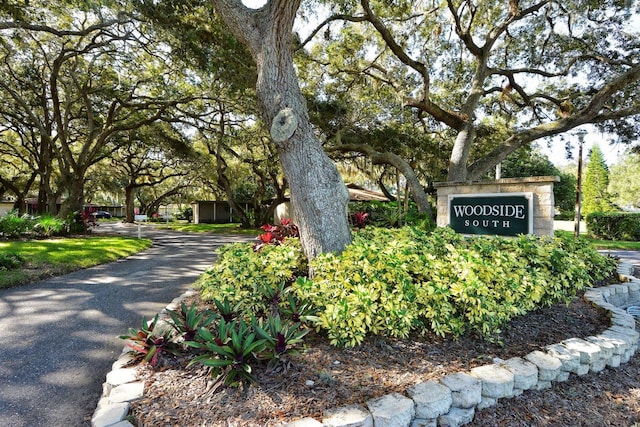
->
587;212;640;241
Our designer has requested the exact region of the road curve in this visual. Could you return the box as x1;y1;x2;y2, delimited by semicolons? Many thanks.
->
0;222;254;427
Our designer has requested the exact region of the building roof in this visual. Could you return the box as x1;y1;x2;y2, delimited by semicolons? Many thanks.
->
346;183;390;202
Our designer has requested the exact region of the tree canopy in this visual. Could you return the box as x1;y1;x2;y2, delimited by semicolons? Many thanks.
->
0;0;199;216
609;151;640;210
299;0;640;181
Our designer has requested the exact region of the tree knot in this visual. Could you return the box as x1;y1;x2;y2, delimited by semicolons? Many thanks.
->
270;108;298;145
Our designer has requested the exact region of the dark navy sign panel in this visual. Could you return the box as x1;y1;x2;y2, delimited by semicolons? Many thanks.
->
448;193;533;236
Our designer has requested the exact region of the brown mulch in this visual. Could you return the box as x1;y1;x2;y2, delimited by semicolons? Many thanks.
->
128;276;640;427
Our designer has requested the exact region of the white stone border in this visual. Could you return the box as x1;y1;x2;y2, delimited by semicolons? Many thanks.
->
92;264;640;427
91;288;198;427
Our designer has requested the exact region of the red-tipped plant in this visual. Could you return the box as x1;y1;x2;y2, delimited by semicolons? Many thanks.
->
351;211;369;228
119;315;179;367
254;219;299;251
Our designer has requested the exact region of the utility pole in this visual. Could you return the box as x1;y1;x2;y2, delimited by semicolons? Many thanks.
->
574;129;588;237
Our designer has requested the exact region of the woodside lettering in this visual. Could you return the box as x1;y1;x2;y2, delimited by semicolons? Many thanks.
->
452;204;526;219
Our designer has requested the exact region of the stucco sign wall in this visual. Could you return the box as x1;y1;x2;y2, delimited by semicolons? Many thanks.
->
435;176;560;237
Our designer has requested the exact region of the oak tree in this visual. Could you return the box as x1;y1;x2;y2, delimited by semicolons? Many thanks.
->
210;0;353;259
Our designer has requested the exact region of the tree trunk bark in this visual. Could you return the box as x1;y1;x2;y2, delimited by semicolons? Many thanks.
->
124;184;136;223
212;0;352;259
58;173;85;218
447;124;475;182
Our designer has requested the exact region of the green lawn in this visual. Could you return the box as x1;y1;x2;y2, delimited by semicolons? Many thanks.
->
554;230;640;250
0;236;152;289
2;228;636;291
153;222;261;236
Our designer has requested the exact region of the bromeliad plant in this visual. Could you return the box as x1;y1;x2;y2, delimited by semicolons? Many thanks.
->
253;315;310;370
212;297;241;322
187;318;266;388
280;293;317;324
350;211;370;228
167;301;217;342
119;315;179;366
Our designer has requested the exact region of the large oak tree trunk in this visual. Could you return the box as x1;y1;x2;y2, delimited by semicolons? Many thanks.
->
58;170;87;218
212;0;352;260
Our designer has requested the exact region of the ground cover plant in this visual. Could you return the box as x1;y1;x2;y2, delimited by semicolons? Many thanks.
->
0;210;98;238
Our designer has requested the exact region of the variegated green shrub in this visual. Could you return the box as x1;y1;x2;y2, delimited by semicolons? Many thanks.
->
199;225;616;348
198;238;308;320
292;227;616;346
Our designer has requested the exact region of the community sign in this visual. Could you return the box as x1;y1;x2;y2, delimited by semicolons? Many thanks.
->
448;192;533;236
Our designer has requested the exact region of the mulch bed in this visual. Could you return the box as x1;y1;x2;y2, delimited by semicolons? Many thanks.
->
128;285;640;426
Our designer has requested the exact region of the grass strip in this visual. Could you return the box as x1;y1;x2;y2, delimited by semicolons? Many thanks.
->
0;236;152;289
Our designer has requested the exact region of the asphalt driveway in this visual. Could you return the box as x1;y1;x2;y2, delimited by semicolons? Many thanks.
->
0;222;254;427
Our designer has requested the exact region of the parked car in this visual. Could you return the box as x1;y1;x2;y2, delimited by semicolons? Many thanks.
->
91;211;111;219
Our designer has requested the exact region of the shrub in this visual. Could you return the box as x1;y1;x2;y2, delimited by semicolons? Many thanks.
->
198;225;616;348
254;218;300;251
0;211;34;238
586;212;640;241
348;200;434;229
33;215;66;237
198;238;308;320
292;227;617;346
0;252;25;270
67;210;97;234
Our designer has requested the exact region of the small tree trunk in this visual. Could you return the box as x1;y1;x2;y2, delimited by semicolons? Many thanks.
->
124;184;136;223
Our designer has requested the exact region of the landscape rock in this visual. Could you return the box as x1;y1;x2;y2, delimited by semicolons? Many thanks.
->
367;393;415;427
502;357;538;391
524;351;561;381
323;404;373;427
561;338;602;365
469;364;514;399
437;407;475;427
91;402;129;427
108;382;144;404
407;380;452;419
439;372;482;409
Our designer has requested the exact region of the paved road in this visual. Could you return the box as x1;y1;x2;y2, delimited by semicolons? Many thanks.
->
0;223;254;427
599;249;640;273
